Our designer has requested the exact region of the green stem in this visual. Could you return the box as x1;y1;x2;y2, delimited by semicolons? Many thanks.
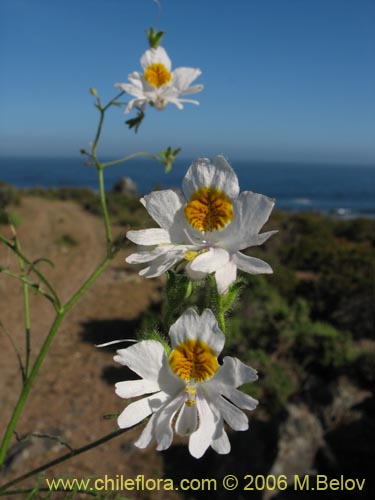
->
0;426;137;494
0;235;61;310
63;254;113;315
0;88;132;476
0;312;64;467
0;252;113;469
91;91;125;159
102;151;161;169
96;166;112;252
15;240;31;379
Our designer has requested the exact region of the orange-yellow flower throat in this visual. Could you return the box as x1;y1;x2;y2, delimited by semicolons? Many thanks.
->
144;63;172;88
169;339;218;383
184;187;233;233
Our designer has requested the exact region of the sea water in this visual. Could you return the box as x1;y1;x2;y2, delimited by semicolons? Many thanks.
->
1;156;374;217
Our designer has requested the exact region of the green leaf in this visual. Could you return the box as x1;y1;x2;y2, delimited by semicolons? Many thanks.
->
125;109;145;133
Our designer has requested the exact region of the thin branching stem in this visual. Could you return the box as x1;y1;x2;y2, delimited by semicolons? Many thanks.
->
96;165;113;252
13;236;32;379
102;151;162;169
0;269;57;306
0;426;136;493
0;90;123;469
0;235;61;309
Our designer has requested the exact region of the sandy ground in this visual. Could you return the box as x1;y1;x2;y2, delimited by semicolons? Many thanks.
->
0;197;181;500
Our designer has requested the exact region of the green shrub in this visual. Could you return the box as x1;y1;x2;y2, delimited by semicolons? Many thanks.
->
0;181;21;208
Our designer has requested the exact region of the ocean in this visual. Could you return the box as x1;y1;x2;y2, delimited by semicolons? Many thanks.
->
1;156;375;217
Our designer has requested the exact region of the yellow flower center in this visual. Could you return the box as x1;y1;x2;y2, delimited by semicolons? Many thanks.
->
144;63;172;88
169;339;218;383
184;187;233;233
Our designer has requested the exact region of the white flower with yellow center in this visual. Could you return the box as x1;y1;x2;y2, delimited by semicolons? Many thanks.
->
114;308;258;458
126;156;277;294
115;46;203;112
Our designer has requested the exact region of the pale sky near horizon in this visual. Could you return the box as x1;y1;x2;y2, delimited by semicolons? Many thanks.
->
0;0;374;164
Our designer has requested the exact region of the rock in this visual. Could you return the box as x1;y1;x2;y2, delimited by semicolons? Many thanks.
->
112;177;137;195
264;403;324;499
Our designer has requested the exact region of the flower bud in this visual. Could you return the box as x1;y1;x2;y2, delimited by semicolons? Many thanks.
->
146;27;165;49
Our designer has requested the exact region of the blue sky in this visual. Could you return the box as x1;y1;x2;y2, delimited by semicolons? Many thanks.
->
1;0;374;164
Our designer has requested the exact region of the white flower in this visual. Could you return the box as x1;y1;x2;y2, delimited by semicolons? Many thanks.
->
126;156;277;294
114;308;258;458
115;46;203;112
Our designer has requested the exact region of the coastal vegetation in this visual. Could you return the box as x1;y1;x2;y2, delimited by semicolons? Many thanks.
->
1;181;373;415
1;180;374;497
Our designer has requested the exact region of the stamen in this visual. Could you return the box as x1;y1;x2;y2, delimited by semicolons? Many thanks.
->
185;399;196;407
184;249;208;261
184;383;197;406
184;250;199;262
144;63;172;88
184;187;233;233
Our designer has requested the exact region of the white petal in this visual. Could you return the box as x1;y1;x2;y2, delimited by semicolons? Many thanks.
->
189;247;229;274
154;393;185;451
210;417;231;454
182;156;240;200
114;340;166;384
222;387;258;411
188;395;217;458
175;402;199;436
124;97;148;114
115;379;160;399
206;402;231;455
215;396;249;431
238;190;275;234
178;85;204;95
210;356;258;388
142;189;185;231
134;414;156;449
168;98;184;109
168;97;201;107
169;307;225;355
214;259;237;295
125;246;168;264
141;46;172;71
126;228;171;246
171;67;202;92
233;252;273;275
138;250;182;278
186;261;208;281
211;427;230;454
117;391;167;428
251;230;279;247
115;77;144;98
